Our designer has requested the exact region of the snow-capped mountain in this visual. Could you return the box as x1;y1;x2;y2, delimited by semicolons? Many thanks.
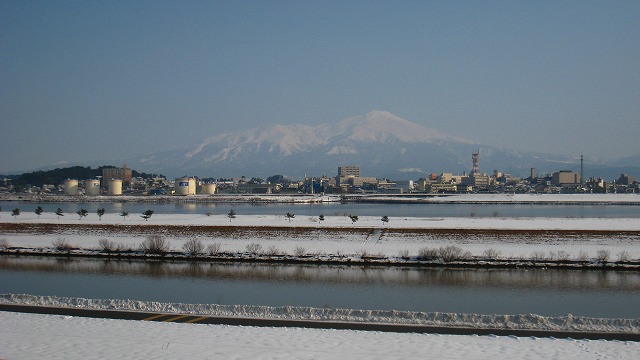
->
121;111;623;179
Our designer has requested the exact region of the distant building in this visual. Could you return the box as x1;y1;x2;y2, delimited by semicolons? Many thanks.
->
461;174;491;190
552;171;580;186
338;166;360;177
617;174;636;185
392;180;414;192
102;166;132;185
336;165;362;185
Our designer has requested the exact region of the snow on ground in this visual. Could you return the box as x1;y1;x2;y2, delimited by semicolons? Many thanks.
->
2;197;640;358
1;311;638;360
2;213;639;261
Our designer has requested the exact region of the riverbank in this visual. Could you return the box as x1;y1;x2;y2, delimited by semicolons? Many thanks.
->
2;214;639;268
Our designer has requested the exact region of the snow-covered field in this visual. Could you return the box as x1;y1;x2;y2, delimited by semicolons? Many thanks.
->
1;310;639;360
2;197;640;358
2;212;639;261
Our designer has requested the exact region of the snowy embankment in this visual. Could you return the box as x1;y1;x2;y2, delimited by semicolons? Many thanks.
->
2;213;640;263
2;294;638;334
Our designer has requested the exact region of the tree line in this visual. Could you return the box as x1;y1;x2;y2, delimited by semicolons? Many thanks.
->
13;165;164;187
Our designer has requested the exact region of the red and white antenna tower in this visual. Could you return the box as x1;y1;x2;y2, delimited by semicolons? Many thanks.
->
471;150;480;174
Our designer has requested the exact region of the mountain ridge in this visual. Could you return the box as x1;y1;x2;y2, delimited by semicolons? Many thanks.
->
47;111;640;180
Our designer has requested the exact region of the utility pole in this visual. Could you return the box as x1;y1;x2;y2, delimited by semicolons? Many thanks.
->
580;155;584;184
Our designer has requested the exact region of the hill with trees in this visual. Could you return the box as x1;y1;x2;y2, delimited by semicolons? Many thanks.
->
14;166;163;187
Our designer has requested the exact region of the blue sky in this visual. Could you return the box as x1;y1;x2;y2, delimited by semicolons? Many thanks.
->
1;0;639;173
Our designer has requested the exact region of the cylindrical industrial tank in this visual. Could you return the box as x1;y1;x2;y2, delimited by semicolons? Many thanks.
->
85;179;101;196
64;179;79;196
107;179;123;195
201;183;217;195
175;177;196;195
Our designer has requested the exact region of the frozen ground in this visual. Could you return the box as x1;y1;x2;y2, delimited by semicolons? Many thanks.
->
2;197;639;358
1;311;639;360
2;212;639;261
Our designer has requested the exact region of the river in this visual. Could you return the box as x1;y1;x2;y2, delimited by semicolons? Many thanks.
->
1;256;639;319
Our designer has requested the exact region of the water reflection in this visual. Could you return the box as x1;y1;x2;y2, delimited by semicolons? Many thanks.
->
3;200;639;218
2;256;640;292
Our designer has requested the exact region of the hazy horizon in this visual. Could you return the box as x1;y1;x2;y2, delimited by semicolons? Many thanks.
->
2;1;639;173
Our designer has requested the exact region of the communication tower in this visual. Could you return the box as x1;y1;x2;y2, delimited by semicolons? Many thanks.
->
471;150;480;175
580;155;584;184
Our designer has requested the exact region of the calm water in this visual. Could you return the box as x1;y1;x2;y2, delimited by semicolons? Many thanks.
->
2;201;640;218
2;256;639;318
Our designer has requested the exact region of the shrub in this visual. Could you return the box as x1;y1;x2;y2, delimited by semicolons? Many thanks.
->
98;238;119;252
267;246;280;256
398;249;410;259
577;250;589;261
294;246;306;257
245;243;262;255
182;238;205;255
438;245;464;262
555;250;571;261
418;247;438;260
206;243;222;255
52;237;72;252
482;248;501;260
596;249;610;263
0;238;10;250
140;235;170;254
530;251;546;262
617;251;630;262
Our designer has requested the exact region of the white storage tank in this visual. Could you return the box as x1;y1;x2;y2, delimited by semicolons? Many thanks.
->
107;179;123;195
175;177;196;195
64;179;79;196
85;179;101;196
201;183;217;194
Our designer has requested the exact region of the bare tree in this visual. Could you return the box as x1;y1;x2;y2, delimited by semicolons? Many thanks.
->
141;209;154;221
76;209;88;220
285;212;295;223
